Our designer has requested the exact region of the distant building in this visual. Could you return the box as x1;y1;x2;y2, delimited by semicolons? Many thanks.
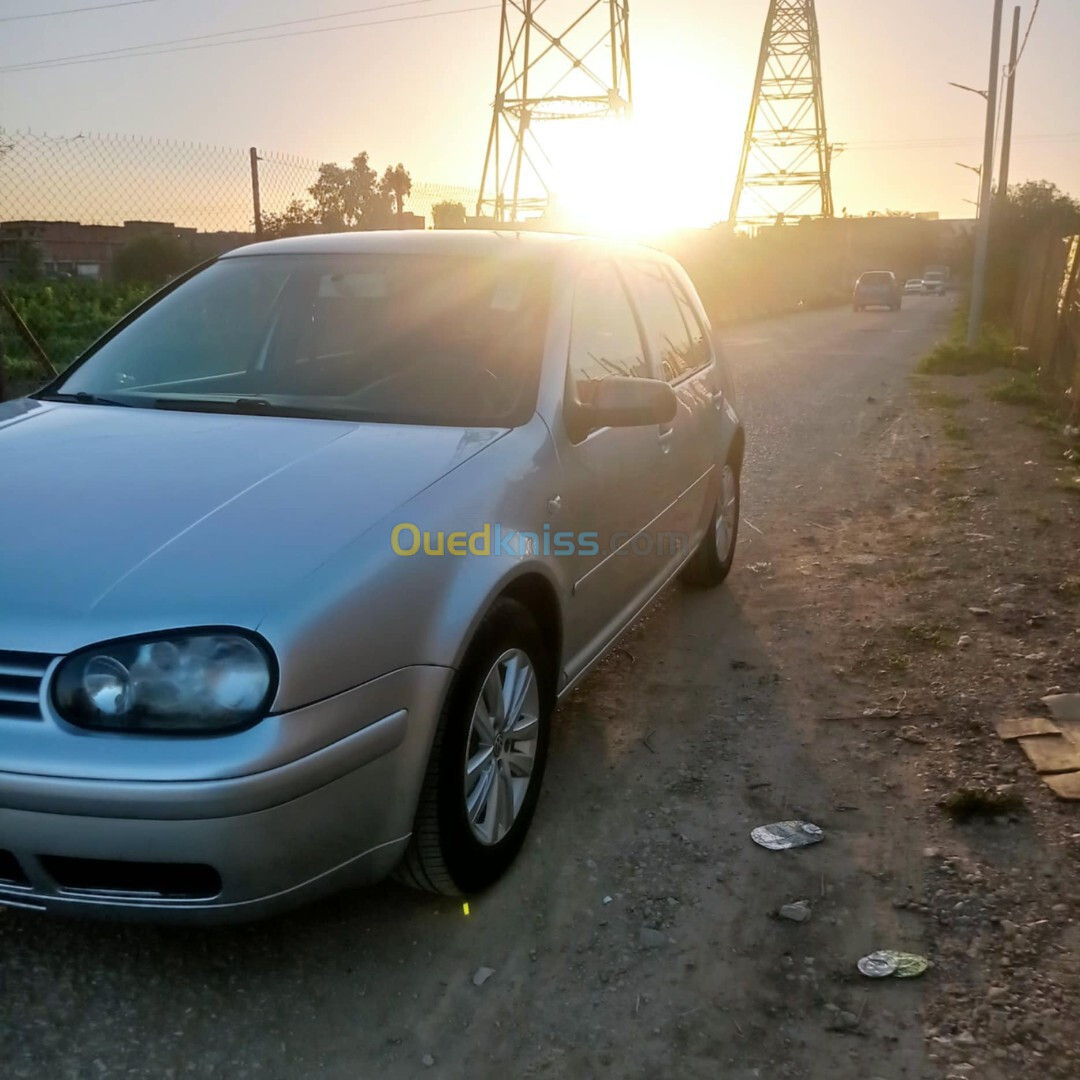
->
0;219;251;281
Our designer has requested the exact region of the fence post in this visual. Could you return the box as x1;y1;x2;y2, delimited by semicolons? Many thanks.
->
250;147;263;238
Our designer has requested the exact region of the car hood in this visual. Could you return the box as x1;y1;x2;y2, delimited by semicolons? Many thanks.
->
0;399;506;652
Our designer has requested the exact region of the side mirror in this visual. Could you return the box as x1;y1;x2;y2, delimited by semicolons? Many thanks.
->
569;376;677;439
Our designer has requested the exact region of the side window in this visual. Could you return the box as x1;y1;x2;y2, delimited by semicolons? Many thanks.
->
625;261;701;384
668;272;712;378
567;260;649;397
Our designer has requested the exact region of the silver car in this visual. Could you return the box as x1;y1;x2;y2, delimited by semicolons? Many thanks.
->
0;231;743;922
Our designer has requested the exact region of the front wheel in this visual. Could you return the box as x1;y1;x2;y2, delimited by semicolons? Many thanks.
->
396;598;554;895
681;460;740;588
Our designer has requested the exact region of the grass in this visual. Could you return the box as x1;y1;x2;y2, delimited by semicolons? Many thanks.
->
943;417;970;442
886;651;911;671
918;327;1016;376
904;622;951;649
941;787;1025;823
989;372;1046;407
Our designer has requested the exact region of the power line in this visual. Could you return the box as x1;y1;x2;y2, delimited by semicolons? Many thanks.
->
2;0;451;72
0;2;498;74
0;0;168;22
1011;0;1042;71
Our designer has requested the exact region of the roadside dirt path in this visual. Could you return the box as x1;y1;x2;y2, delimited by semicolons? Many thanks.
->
5;296;1077;1080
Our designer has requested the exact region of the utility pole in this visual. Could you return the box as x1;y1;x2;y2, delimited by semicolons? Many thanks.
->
250;147;263;239
997;6;1022;202
967;0;1004;348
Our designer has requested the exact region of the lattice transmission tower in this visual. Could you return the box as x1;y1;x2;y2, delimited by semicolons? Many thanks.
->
476;0;632;223
729;0;835;226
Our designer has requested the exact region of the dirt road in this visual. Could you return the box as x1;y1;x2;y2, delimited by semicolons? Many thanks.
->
1;296;982;1079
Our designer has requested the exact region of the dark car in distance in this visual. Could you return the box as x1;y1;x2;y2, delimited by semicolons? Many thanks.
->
853;271;901;312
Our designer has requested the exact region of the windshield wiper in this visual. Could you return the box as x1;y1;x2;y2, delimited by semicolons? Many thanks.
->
153;396;276;413
38;391;135;408
151;396;360;421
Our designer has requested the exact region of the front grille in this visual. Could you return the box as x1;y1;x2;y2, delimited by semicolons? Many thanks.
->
0;649;51;721
38;856;222;900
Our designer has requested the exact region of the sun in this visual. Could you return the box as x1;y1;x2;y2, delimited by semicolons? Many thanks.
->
545;115;690;239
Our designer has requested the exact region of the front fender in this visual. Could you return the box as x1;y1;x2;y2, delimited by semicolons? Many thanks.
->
259;416;566;712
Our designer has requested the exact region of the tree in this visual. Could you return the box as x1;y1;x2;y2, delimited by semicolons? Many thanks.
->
259;151;414;237
432;201;467;230
985;180;1080;320
380;164;413;223
113;234;192;285
262;198;322;240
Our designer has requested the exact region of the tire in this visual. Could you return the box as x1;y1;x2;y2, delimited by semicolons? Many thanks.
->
681;459;741;588
396;598;554;895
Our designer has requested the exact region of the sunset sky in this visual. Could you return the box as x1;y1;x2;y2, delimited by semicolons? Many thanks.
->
1;0;1078;228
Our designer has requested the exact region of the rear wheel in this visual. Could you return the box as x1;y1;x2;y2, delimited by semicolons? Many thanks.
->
681;460;740;588
396;598;554;895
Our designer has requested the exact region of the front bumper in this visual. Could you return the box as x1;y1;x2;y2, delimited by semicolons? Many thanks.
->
0;665;453;922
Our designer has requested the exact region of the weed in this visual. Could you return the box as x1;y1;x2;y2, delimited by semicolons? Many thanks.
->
941;787;1024;823
904;622;950;649
886;651;911;671
1059;575;1080;598
922;391;969;410
943;418;970;441
989;373;1045;408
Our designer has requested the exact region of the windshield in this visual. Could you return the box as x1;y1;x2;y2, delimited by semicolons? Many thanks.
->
49;252;552;427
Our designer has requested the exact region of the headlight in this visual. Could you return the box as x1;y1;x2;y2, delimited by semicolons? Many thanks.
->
53;631;275;734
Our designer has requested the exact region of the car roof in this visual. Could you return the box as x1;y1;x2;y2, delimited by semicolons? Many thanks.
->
224;228;655;263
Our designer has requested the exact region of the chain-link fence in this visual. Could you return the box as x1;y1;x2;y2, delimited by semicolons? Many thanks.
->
0;129;479;236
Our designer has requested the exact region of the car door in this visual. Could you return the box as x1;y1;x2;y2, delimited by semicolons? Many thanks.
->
554;256;673;679
621;258;716;554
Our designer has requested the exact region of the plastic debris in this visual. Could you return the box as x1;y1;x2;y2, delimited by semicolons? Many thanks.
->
1042;694;1080;723
858;950;931;979
751;821;824;850
602;895;613;905
422;1055;436;1068
957;634;973;648
472;966;495;987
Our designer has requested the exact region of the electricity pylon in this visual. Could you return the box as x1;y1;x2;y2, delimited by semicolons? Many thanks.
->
476;0;632;223
729;0;835;227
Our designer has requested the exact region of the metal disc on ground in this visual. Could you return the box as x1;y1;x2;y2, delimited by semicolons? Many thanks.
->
858;950;930;978
750;821;825;850
857;951;899;978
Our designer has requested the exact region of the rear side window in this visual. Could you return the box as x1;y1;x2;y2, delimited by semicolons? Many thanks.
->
859;272;894;287
567;260;649;394
668;275;712;380
624;261;705;383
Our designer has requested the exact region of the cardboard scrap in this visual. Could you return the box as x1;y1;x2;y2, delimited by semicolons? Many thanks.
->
1043;771;1080;801
1018;734;1080;775
995;717;1061;741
